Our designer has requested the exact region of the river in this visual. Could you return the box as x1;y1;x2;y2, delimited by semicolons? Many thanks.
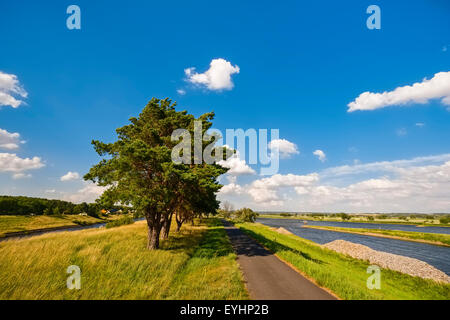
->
256;218;450;275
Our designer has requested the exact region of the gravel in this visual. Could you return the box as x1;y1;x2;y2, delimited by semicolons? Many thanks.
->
323;240;450;283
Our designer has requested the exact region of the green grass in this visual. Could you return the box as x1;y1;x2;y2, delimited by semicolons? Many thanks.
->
237;222;450;300
304;225;450;246
0;218;247;300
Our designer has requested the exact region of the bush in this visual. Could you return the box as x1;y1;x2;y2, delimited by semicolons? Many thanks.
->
105;216;135;229
233;208;258;223
439;216;450;224
338;213;351;221
279;213;292;217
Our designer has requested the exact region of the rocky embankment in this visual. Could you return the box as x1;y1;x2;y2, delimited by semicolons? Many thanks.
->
323;240;450;283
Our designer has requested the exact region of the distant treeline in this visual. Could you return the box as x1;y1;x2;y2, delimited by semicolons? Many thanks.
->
0;195;129;216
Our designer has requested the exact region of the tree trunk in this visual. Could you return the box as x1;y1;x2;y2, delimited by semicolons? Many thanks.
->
161;216;172;240
147;226;160;250
176;219;183;232
145;209;161;250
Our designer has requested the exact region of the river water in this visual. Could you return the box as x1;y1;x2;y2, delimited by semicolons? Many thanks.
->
256;218;450;275
261;218;450;234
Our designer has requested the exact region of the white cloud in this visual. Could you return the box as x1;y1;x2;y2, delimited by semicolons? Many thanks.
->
60;171;80;181
0;71;28;108
219;153;450;212
220;182;244;195
185;58;240;91
218;153;255;176
294;160;450;213
0;153;44;177
63;182;106;203
313;149;326;162
12;173;32;179
177;89;186;95
268;139;299;159
0;128;24;150
415;122;425;127
348;71;450;112
321;153;450;178
246;173;319;205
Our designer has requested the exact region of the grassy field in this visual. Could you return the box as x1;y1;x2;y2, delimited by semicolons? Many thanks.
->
303;225;450;247
0;214;127;237
237;222;450;300
259;214;450;227
0;218;247;300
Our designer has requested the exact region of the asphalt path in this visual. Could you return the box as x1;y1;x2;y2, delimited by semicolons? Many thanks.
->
223;221;336;300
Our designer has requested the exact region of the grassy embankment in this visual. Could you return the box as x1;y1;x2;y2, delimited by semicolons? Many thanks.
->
303;225;450;247
0;218;247;300
237;222;450;300
259;214;450;227
0;214;126;237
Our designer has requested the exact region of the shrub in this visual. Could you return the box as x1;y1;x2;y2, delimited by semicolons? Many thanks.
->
279;213;292;217
233;208;258;223
439;216;450;224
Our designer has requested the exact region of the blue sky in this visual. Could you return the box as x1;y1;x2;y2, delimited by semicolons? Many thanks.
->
1;0;449;212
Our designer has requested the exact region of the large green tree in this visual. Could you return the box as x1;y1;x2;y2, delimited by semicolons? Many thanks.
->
85;98;229;249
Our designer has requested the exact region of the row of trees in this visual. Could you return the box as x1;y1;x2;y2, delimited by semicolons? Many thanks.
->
85;98;231;249
0;196;100;216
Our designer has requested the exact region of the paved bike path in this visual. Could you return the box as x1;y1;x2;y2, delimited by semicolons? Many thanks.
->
223;221;336;300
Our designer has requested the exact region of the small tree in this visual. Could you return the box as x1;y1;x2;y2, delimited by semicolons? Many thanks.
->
234;208;258;223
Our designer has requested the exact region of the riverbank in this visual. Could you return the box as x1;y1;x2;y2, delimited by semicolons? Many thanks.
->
303;225;450;247
237;222;450;300
0;218;248;299
259;214;450;227
0;214;127;238
324;240;449;283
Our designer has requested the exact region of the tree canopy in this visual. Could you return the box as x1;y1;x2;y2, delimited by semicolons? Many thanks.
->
85;98;230;249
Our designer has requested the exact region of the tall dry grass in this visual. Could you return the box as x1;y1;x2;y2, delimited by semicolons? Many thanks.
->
0;219;247;300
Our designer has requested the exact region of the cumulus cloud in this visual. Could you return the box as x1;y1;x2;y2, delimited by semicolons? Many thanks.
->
313;149;326;162
0;128;24;150
222;173;319;206
219;154;450;212
0;71;28;108
294;160;450;213
268;139;299;159
0;153;44;177
63;182;107;203
348;71;450;112
60;171;80;181
185;58;240;91
218;153;255;176
177;89;186;95
220;182;245;195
